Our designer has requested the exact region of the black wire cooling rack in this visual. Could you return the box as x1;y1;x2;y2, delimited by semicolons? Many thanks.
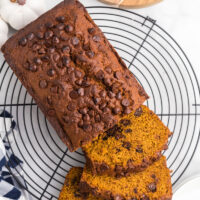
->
0;6;200;200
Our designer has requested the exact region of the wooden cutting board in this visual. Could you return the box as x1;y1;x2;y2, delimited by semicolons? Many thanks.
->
99;0;162;8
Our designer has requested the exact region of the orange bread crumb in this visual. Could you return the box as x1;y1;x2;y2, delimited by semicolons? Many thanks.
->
80;156;172;200
58;167;102;200
83;105;172;176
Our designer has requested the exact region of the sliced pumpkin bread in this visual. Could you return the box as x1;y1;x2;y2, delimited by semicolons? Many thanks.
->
59;167;102;200
80;156;172;200
83;105;172;176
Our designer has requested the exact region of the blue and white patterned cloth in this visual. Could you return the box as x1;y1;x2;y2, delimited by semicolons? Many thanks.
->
0;110;30;200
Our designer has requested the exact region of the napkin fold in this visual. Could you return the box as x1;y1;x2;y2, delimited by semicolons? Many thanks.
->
0;110;31;200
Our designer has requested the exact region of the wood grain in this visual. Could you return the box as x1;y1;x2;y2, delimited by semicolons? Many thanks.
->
99;0;162;8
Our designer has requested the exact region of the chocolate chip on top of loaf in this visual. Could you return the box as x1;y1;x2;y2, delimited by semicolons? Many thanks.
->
2;0;148;151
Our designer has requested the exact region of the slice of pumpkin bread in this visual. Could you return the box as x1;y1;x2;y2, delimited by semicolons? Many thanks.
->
80;156;172;200
59;167;102;200
83;105;172;177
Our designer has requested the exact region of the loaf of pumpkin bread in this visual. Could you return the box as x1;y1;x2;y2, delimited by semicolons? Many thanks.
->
2;0;148;151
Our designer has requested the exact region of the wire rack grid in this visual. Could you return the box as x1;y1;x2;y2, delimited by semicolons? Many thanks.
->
0;6;200;200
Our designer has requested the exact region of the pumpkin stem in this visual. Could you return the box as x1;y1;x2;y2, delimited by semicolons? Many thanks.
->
17;0;26;5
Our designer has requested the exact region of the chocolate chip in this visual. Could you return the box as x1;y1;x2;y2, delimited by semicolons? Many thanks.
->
88;110;94;117
103;107;110;113
53;53;60;62
106;125;122;137
116;148;121;153
65;24;74;33
108;91;115;99
46;96;52;105
34;57;42;65
115;132;125;140
138;87;146;97
95;70;104;80
83;114;90;121
62;45;70;54
151;174;156;179
93;35;100;42
134;188;138;194
81;79;90;87
67;102;76;111
32;44;41;51
50;86;58;93
48;109;55;116
39;48;46;54
99;102;107;110
79;108;87;115
75;79;82;86
82;43;90;51
104;78;112;86
83;124;92;132
69;90;79;99
100;163;109;172
120;119;131;126
72;37;79;46
57;23;65;30
122;141;131;150
86;51;94;58
78;120;84;127
88;28;95;34
23;62;29;70
75;70;83;78
113;107;121;115
53;36;60;44
47;69;56;77
56;16;66;23
95;114;101;122
134;107;143;117
93;97;101;105
45;22;54;28
105;66;112;74
115;165;123;175
42;55;50;62
136;146;143;153
116;92;122;100
19;37;27;46
148;183;156;192
124;107;132;114
74;191;81;197
63;115;70;123
125;129;132;133
114;71;122;79
47;48;54;54
140;194;150;200
36;32;44;39
99;90;106;98
62;56;70;66
39;80;48;89
45;30;53;40
27;33;35;40
121;99;130;107
78;88;84;96
29;64;37;72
